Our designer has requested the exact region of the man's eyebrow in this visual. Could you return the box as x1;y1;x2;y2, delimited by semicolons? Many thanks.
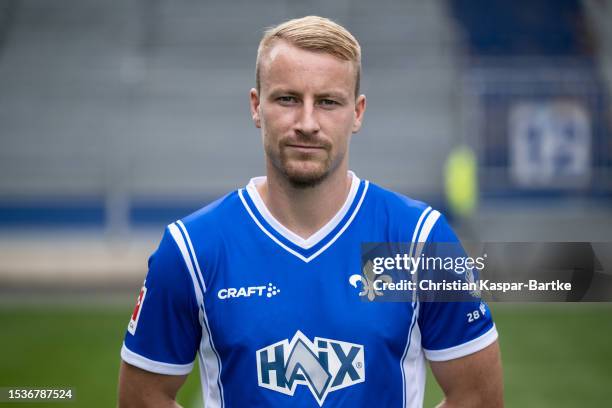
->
315;92;349;101
268;89;349;100
268;88;299;96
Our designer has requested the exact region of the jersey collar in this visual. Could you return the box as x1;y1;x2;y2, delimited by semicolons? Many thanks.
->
238;171;369;262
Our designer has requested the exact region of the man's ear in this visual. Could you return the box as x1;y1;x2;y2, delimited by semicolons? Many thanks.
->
250;88;261;128
352;94;366;133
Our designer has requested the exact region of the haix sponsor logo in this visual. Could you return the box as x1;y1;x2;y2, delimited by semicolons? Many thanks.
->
217;283;280;300
257;331;365;406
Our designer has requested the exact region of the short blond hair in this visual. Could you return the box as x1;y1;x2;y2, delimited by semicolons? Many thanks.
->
256;16;362;98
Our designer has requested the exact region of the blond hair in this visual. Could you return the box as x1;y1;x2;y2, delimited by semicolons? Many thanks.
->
256;16;362;98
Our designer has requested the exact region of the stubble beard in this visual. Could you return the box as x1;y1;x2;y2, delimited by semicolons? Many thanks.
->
269;143;340;189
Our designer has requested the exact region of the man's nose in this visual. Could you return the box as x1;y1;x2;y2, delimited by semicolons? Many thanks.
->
295;103;320;135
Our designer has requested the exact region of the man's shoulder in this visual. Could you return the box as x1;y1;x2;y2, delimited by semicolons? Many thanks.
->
366;181;432;218
178;189;243;230
161;189;247;259
365;181;455;243
165;190;242;236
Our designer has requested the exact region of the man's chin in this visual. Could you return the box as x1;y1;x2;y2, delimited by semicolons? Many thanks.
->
282;165;328;189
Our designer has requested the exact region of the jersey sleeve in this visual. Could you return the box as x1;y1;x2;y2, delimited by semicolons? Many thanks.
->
417;214;498;361
121;226;202;375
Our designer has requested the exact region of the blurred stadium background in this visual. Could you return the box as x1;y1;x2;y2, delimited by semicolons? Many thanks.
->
0;0;611;406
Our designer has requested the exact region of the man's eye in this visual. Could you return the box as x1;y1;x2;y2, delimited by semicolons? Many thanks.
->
319;99;338;106
277;96;297;103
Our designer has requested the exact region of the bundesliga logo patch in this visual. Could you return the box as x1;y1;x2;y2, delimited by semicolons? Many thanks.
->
128;284;147;335
256;331;365;406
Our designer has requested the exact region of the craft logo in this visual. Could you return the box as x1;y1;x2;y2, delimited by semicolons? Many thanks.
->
217;283;280;300
256;331;365;406
128;284;147;335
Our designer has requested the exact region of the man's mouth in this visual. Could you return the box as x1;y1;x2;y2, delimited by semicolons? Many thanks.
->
285;143;326;151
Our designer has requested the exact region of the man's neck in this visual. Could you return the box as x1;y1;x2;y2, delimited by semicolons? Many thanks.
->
257;167;353;240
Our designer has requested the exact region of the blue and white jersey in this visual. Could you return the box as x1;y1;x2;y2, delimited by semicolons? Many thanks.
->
121;172;497;407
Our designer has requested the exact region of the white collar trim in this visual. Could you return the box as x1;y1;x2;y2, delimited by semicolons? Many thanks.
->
244;171;361;250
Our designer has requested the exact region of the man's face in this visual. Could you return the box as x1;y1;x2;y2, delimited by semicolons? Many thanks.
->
250;41;366;188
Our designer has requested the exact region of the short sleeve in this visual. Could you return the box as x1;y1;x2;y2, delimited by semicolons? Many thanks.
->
121;227;202;375
417;214;498;361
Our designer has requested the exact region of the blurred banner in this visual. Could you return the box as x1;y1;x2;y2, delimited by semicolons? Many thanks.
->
462;64;612;198
509;100;591;189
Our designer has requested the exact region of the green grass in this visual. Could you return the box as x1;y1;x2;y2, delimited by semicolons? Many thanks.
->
0;303;610;407
485;304;612;407
0;304;199;408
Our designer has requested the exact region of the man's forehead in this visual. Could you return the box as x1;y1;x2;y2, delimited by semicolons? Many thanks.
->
259;40;355;94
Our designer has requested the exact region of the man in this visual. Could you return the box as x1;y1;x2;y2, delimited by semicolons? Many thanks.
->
118;16;503;407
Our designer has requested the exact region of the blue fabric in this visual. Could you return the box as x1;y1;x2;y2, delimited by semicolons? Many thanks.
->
122;180;495;407
124;228;202;365
417;215;494;351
